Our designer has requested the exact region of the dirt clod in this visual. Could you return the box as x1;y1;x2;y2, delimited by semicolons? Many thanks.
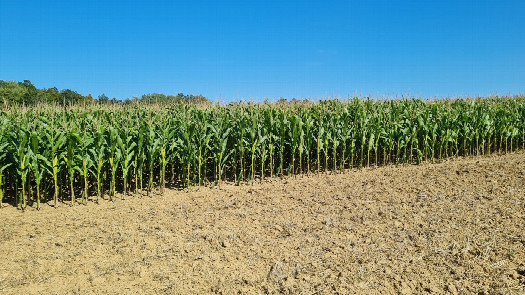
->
448;284;458;295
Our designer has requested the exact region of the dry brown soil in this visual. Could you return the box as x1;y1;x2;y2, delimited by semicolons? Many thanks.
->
1;152;525;294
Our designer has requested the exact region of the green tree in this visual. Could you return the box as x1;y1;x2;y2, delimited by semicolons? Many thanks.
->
0;80;27;105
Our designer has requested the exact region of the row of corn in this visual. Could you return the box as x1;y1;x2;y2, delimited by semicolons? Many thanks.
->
0;97;524;210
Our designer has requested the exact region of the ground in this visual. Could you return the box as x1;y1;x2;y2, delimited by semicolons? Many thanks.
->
1;152;524;294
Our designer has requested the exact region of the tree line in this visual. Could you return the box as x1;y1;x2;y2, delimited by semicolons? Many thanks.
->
0;80;210;106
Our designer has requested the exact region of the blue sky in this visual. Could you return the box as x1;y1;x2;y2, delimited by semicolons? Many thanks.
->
1;0;524;101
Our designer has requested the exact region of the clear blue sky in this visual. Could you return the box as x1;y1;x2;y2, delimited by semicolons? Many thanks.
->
1;0;524;101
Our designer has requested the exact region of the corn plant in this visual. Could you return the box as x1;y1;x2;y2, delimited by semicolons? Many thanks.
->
89;124;106;203
145;122;159;195
0;142;11;208
209;116;233;184
117;127;136;197
76;126;94;204
64;130;80;205
107;127;122;200
42;119;66;207
13;126;30;210
29;130;51;210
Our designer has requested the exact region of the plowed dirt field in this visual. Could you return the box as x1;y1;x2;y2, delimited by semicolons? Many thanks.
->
1;152;524;294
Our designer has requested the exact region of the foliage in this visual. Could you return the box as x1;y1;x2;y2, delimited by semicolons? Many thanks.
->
0;80;210;106
0;96;523;209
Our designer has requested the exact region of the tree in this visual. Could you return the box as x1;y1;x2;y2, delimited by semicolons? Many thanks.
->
42;87;60;104
59;89;93;106
0;80;209;107
98;94;110;104
141;93;167;104
0;80;27;105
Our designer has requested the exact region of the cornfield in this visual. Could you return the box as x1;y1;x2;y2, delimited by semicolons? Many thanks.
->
0;97;524;210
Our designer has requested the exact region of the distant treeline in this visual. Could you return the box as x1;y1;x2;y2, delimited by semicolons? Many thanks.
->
0;80;210;106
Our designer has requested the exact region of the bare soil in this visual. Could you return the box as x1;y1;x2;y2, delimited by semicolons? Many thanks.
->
1;152;524;294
